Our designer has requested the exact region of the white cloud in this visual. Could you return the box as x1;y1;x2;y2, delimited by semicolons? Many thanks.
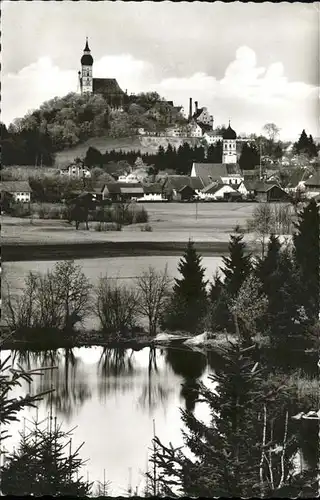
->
2;57;76;124
2;46;318;140
2;54;153;125
154;45;318;139
94;54;154;91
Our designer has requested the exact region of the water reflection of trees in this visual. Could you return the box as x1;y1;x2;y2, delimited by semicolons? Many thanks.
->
165;347;207;412
97;347;137;400
13;349;91;420
137;348;173;412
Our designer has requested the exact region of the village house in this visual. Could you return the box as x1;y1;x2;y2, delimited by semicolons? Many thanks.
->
303;170;320;197
187;121;203;138
0;181;32;203
238;180;256;199
137;183;166;202
162;175;204;201
117;173;141;183
254;182;289;202
220;173;244;188
190;162;241;187
203;131;223;145
199;182;238;201
60;163;91;179
188;98;213;130
102;182;144;202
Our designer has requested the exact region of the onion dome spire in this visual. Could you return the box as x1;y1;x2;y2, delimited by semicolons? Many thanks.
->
81;37;93;66
223;121;237;140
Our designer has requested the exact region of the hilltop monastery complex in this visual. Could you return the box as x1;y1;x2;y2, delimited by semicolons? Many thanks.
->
78;38;246;163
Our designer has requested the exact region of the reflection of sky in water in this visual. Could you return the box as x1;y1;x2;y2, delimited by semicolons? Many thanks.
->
2;347;216;496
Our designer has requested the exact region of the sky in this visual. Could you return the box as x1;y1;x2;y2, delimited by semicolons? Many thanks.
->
2;1;319;140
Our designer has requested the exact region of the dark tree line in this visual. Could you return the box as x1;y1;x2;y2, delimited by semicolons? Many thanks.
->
85;141;223;176
1;122;55;166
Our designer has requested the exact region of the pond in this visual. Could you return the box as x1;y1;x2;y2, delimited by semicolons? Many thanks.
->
2;346;317;497
2;346;217;496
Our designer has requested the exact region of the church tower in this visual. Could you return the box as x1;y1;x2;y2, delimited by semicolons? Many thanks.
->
79;38;93;94
222;121;237;164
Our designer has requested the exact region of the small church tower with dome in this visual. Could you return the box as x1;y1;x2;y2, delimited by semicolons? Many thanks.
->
222;122;237;164
78;38;93;94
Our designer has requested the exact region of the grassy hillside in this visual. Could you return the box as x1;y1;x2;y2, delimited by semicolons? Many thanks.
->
54;135;203;166
54;136;143;166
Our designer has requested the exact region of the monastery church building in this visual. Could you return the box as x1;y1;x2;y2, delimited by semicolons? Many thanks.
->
78;38;127;108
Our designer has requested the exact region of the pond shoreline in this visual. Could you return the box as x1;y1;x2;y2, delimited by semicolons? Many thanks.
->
2;240;257;262
0;329;232;352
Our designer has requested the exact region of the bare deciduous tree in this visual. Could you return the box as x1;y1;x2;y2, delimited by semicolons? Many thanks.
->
95;276;140;337
53;261;92;331
247;203;295;257
263;123;280;143
135;266;172;336
247;203;275;257
3;261;92;336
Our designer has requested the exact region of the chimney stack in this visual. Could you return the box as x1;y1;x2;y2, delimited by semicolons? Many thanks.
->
195;101;198;114
189;97;192;120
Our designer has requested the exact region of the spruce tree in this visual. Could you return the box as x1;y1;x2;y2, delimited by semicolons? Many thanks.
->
266;248;304;354
221;228;252;298
254;234;282;334
294;129;317;158
208;228;252;333
1;418;91;496
255;233;282;296
293;199;320;324
149;341;296;498
161;239;208;334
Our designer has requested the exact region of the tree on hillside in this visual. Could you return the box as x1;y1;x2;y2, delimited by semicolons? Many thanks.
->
239;142;260;170
263;123;280;143
293;199;320;323
273;142;283;160
161;240;208;334
175;143;193;175
85;146;103;167
135;92;161;111
206;141;223;163
294;130;318;158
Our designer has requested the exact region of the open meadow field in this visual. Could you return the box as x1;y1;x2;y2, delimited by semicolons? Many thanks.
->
2;202;259;260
